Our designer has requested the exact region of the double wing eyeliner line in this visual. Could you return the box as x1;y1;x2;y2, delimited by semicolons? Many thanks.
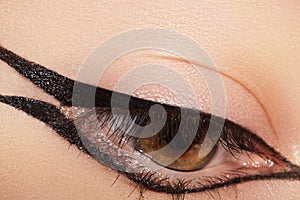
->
0;95;86;151
1;46;300;195
0;46;74;106
0;46;159;110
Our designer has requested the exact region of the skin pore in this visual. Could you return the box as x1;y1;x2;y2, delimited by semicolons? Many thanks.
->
0;0;299;199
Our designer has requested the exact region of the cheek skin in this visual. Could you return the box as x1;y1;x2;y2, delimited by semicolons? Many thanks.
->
0;106;139;200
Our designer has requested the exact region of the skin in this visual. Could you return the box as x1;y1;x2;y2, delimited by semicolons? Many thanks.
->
0;0;299;199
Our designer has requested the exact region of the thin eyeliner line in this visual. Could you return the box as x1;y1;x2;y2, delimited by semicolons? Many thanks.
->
1;94;299;196
0;95;86;151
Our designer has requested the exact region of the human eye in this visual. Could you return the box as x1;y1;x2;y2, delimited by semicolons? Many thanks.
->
0;45;299;199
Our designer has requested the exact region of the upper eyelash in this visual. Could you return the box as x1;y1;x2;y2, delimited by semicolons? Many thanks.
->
0;46;276;156
1;46;300;200
85;106;264;162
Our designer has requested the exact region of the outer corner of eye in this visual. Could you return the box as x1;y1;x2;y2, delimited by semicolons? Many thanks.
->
68;59;300;197
72;90;299;197
1;46;299;199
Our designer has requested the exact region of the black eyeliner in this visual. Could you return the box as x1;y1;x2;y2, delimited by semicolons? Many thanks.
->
128;170;300;195
1;46;300;198
0;46;74;106
2;94;299;188
0;46;166;110
0;45;129;108
0;95;86;152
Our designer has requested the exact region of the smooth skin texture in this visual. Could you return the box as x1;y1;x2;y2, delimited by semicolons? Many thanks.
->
0;0;299;199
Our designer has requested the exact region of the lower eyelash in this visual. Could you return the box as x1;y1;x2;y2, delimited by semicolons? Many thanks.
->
81;106;258;162
1;95;300;200
123;168;300;200
74;106;300;198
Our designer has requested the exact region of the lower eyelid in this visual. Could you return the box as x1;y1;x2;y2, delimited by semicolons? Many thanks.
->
1;105;296;199
0;92;296;198
72;105;294;193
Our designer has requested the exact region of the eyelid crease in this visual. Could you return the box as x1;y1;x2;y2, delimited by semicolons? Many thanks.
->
0;45;276;143
148;53;278;140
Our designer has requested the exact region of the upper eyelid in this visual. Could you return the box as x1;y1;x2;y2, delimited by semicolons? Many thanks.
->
0;46;279;152
2;94;299;195
0;46;267;112
152;52;277;138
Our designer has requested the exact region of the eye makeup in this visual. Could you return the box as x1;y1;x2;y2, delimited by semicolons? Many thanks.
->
0;46;300;199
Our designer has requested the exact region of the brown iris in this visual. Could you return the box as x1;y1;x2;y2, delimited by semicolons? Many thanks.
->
133;108;218;172
136;136;217;171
